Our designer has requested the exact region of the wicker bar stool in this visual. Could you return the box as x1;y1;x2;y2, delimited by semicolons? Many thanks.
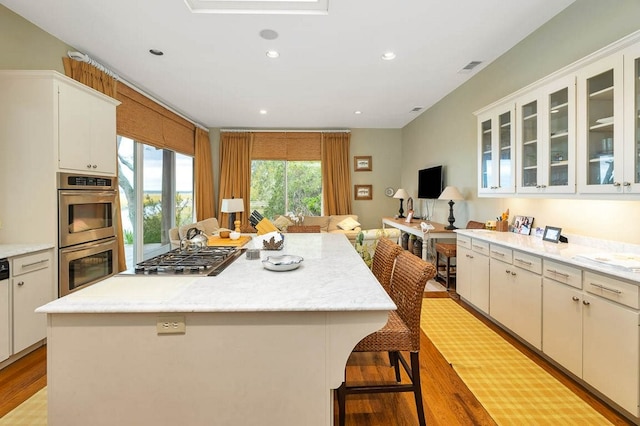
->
370;237;403;293
337;251;436;426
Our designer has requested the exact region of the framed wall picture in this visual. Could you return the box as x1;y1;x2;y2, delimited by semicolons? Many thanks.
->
512;215;534;235
354;184;373;200
542;226;562;243
354;156;372;171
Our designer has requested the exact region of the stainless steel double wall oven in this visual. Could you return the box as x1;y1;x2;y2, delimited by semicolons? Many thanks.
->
58;173;118;296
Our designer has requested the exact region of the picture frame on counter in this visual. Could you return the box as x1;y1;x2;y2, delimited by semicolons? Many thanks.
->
542;226;562;243
512;215;534;235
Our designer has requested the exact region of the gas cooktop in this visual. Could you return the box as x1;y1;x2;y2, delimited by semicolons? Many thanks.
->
131;246;243;276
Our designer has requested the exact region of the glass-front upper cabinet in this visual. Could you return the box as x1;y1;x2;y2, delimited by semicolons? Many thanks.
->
622;44;640;193
516;77;576;194
577;54;624;193
477;104;515;195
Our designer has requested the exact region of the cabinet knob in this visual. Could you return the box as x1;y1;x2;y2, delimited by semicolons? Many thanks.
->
505;269;511;274
582;300;590;306
613;182;621;187
17;281;24;286
92;164;98;169
571;296;579;302
623;182;631;187
510;271;516;276
87;164;92;168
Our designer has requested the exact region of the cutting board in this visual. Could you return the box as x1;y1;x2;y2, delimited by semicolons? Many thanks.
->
207;235;251;247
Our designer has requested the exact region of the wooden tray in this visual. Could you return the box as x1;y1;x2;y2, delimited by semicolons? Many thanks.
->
207;235;251;247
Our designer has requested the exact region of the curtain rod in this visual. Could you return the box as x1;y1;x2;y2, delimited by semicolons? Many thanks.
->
220;129;351;133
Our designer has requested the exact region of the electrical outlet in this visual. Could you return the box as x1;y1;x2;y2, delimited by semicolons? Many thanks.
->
157;315;186;334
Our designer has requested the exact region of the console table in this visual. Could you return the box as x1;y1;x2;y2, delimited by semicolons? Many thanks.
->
381;217;455;261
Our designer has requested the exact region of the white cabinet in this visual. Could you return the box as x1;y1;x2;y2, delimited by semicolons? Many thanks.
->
515;77;576;194
11;250;53;354
489;246;542;350
58;79;117;174
0;276;9;363
622;43;640;193
477;104;516;195
456;236;490;314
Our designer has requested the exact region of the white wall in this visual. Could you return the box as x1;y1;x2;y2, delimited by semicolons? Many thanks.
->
401;0;640;243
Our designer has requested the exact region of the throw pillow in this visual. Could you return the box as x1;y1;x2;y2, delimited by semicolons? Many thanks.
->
273;215;293;231
336;216;361;231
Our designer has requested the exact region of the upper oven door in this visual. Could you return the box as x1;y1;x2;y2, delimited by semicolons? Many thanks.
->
59;190;117;248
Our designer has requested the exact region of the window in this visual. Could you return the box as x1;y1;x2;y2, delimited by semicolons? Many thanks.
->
118;136;194;265
250;160;322;219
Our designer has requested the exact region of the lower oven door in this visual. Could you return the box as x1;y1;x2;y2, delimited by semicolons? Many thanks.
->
59;237;118;297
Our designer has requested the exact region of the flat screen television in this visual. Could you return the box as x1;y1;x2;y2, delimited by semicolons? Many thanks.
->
418;165;444;199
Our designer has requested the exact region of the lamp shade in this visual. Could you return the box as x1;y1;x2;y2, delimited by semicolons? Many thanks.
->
220;198;245;213
438;186;464;201
393;188;410;199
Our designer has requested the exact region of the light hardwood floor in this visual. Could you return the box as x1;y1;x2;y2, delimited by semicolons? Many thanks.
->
0;292;632;425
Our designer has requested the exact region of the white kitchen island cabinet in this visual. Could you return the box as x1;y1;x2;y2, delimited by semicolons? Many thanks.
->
37;234;395;426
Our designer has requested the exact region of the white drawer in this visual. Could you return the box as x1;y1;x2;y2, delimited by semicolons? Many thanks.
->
512;250;541;274
543;259;582;289
457;234;471;249
471;239;489;255
12;250;51;277
489;244;512;264
584;271;640;309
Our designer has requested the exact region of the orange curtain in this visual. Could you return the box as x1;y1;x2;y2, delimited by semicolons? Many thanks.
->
62;57;118;98
195;128;215;221
62;56;127;272
219;132;253;229
321;132;352;215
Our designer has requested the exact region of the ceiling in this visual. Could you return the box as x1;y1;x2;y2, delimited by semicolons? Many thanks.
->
2;0;575;129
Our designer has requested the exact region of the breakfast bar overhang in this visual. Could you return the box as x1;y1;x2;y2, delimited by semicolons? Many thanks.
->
37;234;395;426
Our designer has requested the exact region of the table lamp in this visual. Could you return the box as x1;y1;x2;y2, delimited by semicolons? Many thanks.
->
393;188;410;218
220;198;244;232
438;186;464;230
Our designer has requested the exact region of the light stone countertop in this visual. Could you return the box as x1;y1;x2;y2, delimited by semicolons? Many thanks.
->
0;243;54;259
37;233;396;314
456;229;640;283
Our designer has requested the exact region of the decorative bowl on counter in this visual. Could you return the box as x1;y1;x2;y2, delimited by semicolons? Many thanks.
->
262;255;304;272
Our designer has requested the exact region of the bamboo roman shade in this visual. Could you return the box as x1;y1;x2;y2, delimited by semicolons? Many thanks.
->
116;83;196;156
251;132;321;160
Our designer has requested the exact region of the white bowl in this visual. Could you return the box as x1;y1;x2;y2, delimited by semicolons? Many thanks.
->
229;231;241;240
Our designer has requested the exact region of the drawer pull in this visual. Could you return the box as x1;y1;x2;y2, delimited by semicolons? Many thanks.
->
515;258;532;266
583;300;590;306
491;251;505;256
571;296;580;302
546;269;569;278
510;271;517;276
472;245;484;250
17;281;24;286
466;254;474;259
21;259;49;269
589;282;622;295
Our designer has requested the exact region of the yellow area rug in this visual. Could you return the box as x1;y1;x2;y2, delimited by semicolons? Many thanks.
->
421;298;611;425
0;387;47;425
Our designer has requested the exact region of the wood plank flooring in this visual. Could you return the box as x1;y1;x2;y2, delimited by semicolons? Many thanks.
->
0;292;632;425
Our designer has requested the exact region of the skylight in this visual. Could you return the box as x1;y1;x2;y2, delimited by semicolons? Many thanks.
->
183;0;329;15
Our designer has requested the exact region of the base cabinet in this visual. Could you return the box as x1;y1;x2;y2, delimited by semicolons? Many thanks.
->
456;238;489;313
0;278;9;362
8;250;53;357
583;294;639;416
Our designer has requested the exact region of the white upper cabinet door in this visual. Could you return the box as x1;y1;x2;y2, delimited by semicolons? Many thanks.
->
622;43;640;194
477;104;516;196
576;53;624;193
516;76;576;194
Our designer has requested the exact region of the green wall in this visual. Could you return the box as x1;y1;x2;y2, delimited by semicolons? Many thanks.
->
401;0;640;243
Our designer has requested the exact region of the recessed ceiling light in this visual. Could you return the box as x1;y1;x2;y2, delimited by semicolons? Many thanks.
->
266;50;280;59
259;109;268;115
149;49;164;56
381;52;396;61
354;111;362;115
259;29;279;40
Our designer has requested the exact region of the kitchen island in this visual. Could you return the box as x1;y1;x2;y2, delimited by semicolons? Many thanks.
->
37;233;395;426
